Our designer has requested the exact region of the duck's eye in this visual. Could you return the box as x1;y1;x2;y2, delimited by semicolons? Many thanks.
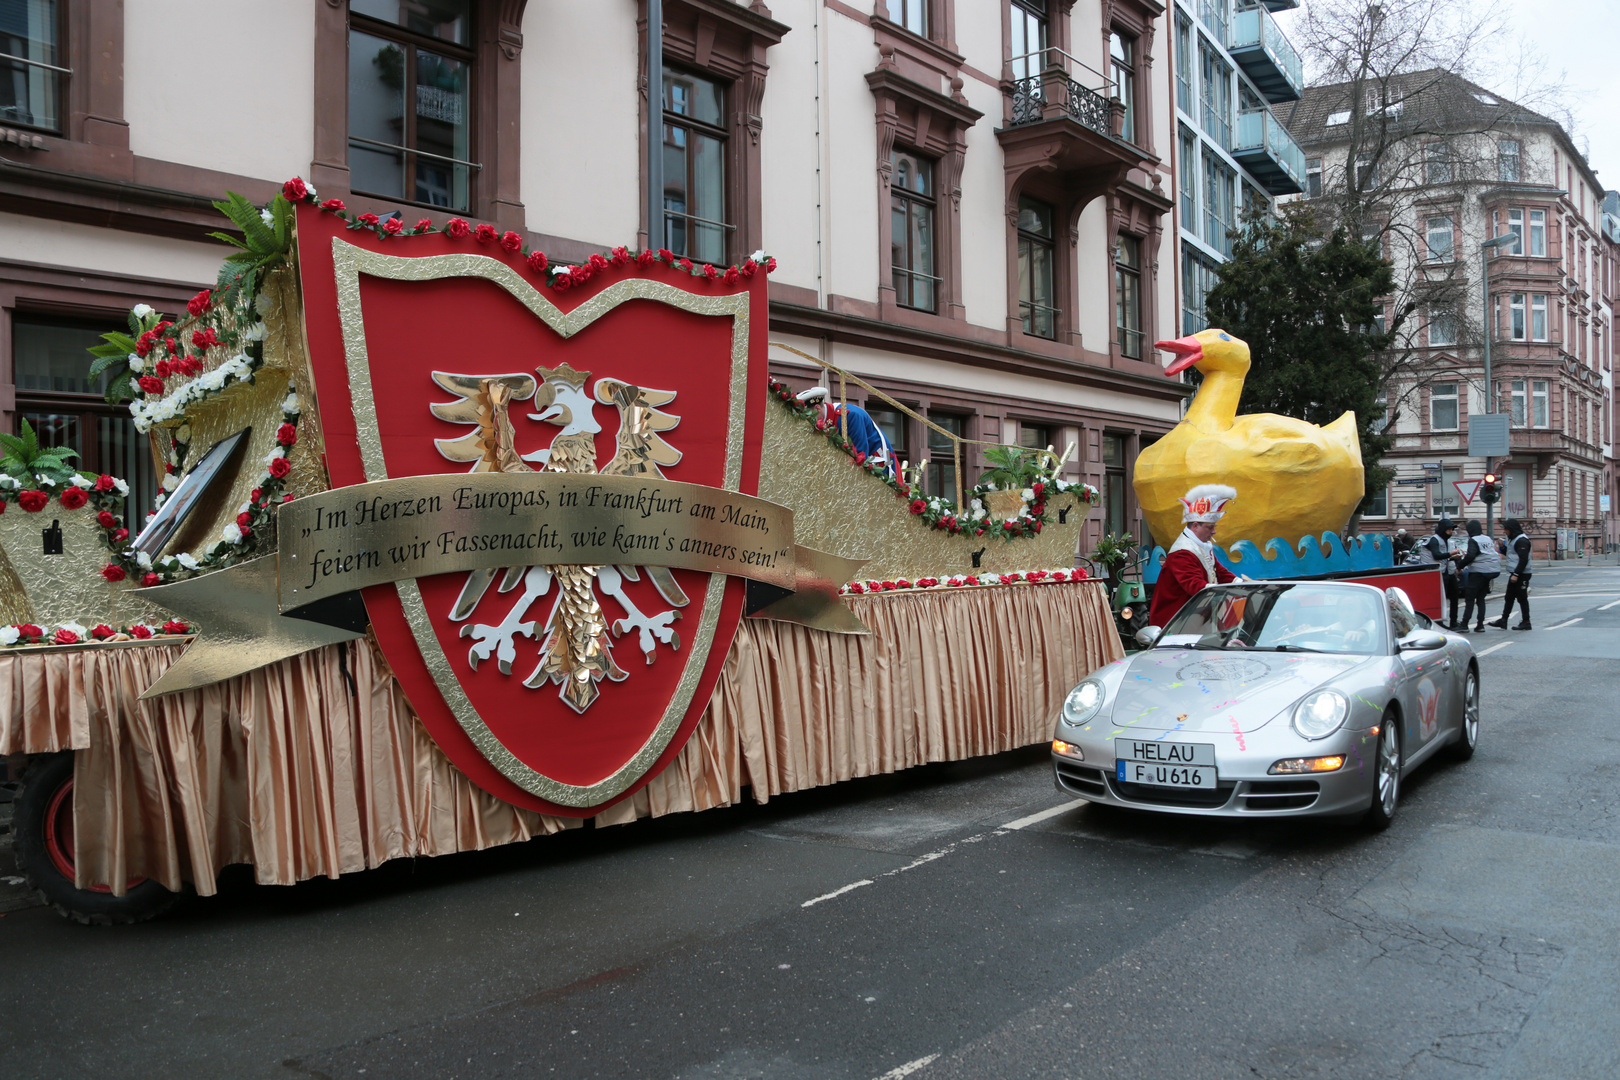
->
1218;332;1232;341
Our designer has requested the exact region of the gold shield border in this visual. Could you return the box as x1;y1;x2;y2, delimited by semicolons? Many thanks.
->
330;239;750;807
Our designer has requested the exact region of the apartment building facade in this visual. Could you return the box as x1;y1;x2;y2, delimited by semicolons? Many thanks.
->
0;0;1194;554
1286;71;1616;556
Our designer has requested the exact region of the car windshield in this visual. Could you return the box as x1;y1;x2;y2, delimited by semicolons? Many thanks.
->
1156;583;1387;654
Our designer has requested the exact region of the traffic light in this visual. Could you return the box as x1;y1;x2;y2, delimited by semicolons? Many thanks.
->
1480;473;1500;505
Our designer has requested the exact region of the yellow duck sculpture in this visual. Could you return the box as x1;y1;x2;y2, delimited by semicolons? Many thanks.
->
1134;328;1364;551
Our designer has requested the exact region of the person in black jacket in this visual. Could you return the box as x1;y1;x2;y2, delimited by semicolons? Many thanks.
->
1414;518;1461;629
1456;519;1502;631
1488;518;1533;630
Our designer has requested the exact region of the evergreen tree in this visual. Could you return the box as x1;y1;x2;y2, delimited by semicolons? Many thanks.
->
1204;206;1401;519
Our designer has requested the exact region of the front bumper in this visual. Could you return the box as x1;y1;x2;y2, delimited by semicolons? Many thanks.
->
1051;743;1376;818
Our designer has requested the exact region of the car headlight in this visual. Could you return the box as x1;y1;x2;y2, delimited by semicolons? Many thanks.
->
1062;679;1107;725
1292;689;1350;740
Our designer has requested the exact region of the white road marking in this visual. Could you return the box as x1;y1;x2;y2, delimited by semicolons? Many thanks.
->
1547;618;1584;630
801;879;872;908
1476;641;1515;657
1600;597;1620;611
871;1054;939;1079
1002;799;1086;831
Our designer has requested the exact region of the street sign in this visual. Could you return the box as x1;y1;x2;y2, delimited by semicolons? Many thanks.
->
1421;462;1441;472
1467;413;1511;457
1395;476;1440;485
1454;479;1482;504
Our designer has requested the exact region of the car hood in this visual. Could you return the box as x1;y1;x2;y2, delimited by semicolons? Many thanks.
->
1103;649;1376;734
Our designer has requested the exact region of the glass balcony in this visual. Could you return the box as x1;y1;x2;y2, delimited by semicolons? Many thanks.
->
1233;107;1305;195
1228;5;1303;104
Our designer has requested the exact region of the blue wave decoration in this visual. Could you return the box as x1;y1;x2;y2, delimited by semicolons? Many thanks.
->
1141;532;1393;584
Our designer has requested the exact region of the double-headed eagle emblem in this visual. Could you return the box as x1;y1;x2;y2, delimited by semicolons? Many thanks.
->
430;363;689;713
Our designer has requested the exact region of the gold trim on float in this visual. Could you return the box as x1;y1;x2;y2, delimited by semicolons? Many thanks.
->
330;239;749;807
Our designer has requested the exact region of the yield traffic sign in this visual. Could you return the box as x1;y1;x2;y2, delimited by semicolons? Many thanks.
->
1454;479;1481;505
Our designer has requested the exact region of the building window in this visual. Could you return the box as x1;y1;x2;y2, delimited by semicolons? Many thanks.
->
1110;30;1136;144
1510;380;1527;426
1179;126;1198;222
1372;388;1391;432
1202;148;1235;255
1010;1;1046;84
1197;36;1230;148
1428;310;1456;347
662;69;729;265
865;402;908;466
893;0;928;37
1426;215;1454;262
1528;208;1546;256
1102;433;1129;537
1115;234;1144;358
1174;13;1193;114
1018;422;1051;452
1504;207;1524;254
1197;0;1229;44
1509;293;1526;339
1354;154;1378;189
1499;138;1521;182
1182;248;1218;335
1430;382;1458;431
890;150;937;312
12;317;157;529
1423;142;1452;184
1305;157;1322;198
0;0;61;132
348;0;475;212
1017;196;1057;339
925;411;965;499
1363;483;1388;517
1531;293;1547;341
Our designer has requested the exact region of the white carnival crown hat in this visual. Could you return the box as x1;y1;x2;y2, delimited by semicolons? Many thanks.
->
1180;483;1237;523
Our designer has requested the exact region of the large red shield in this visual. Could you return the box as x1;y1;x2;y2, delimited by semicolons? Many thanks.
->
296;206;765;815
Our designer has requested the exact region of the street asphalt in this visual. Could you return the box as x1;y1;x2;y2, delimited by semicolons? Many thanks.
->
1;561;1617;1079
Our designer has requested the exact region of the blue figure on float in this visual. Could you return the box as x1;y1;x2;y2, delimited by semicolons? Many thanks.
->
795;387;897;479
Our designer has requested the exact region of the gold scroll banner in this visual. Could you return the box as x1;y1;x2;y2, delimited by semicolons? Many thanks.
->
278;473;825;608
139;474;866;698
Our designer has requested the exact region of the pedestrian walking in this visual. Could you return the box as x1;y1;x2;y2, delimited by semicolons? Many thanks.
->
1456;519;1502;632
1488;518;1533;630
1414;518;1461;629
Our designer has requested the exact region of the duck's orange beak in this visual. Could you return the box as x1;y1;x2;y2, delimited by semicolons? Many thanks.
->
1155;335;1204;376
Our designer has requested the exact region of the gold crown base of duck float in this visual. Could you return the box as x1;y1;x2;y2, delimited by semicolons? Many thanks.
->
0;184;1120;906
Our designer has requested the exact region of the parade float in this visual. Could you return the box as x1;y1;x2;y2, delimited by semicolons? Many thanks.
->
1131;329;1443;623
0;184;1119;922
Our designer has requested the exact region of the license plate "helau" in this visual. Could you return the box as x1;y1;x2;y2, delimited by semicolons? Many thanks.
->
1115;739;1217;788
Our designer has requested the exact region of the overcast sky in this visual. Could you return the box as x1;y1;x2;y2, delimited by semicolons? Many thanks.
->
1274;0;1620;192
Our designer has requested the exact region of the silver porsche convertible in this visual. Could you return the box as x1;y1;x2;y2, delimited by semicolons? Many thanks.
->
1051;581;1478;828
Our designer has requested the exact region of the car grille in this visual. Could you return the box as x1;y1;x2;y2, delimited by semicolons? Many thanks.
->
1240;779;1321;812
1106;772;1235;809
1054;760;1109;798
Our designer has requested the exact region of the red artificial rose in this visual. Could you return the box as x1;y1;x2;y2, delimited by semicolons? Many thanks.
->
182;357;205;376
415;217;432;232
187;289;212;316
94;474;116;492
854;451;867;465
1034;521;1042;532
282;493;295;503
155;360;175;379
636;250;656;268
268;457;292;479
610;247;630;268
910;499;926;514
192;327;218;348
474;223;498;244
739;260;757;278
282;177;309;201
18;490;48;513
164;462;178;475
358;212;380;227
658;249;675;263
0;501;7;515
17;624;43;640
138;375;164;395
1003;520;1017;531
1032;482;1045;498
527;250;549;274
101;564;126;583
53;628;79;646
896;579;912;589
59;487;88;510
677;258;694;272
382;216;404;235
156;321;172;333
847;582;865;594
250;487;262;502
161;620;191;635
1051;571;1067;582
91;624;116;640
551;273;572;292
702;264;718;280
723;266;741;286
974;528;985;537
765;257;778;273
164;338;181;356
129;623;154;638
140;573;159;588
322;198;346;213
237;512;252;527
113;528;129;543
445;217;470;238
880;581;897;591
569;265;591;285
276;422;298;446
588;252;609;270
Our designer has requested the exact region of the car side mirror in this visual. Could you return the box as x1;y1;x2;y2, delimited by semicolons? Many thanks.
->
1398;630;1447;652
1134;625;1161;648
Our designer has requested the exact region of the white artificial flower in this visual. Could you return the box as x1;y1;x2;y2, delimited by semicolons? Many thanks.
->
283;393;300;415
244;321;267;342
36;475;55;488
260;208;275;227
114;478;129;496
0;626;16;646
153;493;167;510
71;475;92;489
1021;487;1035;501
750;249;767;263
970;498;983;512
59;621;88;637
176;553;199;570
554;265;574;277
132;304;154;320
161;473;179;492
133;418;151;434
304;183;317;200
237;502;251;516
983;573;1003;585
222;523;244;544
265;446;287;463
135;552;153;570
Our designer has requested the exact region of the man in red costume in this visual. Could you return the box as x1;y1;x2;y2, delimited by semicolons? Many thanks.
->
1147;483;1238;629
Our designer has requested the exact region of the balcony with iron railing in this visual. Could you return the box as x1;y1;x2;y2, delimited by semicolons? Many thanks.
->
1004;48;1121;138
1232;107;1305;195
1228;3;1303;103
